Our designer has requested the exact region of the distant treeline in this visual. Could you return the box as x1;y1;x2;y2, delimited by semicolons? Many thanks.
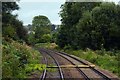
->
57;2;120;50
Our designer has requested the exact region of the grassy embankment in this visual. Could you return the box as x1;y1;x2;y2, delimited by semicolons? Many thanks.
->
35;43;120;77
62;49;120;77
2;37;46;78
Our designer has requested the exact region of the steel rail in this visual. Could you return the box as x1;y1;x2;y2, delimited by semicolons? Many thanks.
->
39;50;47;80
58;51;111;80
40;57;47;80
41;49;64;80
52;50;90;80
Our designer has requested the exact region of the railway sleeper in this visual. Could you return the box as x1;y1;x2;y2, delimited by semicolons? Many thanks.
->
47;64;95;68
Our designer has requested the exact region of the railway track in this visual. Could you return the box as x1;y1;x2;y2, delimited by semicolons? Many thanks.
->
39;49;64;80
57;51;110;80
39;48;119;80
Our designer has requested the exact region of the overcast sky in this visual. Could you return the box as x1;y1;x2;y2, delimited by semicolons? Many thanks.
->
12;0;120;25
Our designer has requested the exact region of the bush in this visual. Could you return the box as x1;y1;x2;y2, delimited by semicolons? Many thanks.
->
41;34;52;43
2;37;42;78
63;44;72;51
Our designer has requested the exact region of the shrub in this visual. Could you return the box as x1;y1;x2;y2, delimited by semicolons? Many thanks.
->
2;37;42;78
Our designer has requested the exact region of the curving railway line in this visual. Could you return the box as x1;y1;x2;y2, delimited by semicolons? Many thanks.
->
38;48;119;80
40;49;64;80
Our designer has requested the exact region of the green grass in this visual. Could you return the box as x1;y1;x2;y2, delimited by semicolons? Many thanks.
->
2;37;44;78
63;49;120;77
35;43;58;49
35;43;51;48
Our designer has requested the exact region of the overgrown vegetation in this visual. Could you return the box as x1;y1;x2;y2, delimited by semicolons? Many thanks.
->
2;37;43;78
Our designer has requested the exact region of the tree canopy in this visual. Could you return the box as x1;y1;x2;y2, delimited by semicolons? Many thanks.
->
2;2;28;42
57;2;120;50
28;15;52;44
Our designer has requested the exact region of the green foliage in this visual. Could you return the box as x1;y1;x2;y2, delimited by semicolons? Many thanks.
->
57;2;101;49
76;11;93;49
63;44;72;51
25;64;46;73
2;37;42;78
35;43;50;48
41;34;52;43
35;43;58;49
3;25;16;38
62;49;120;77
2;2;28;42
2;2;19;13
57;2;120;50
51;32;58;43
27;32;36;45
30;15;52;43
91;2;120;50
32;15;51;28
